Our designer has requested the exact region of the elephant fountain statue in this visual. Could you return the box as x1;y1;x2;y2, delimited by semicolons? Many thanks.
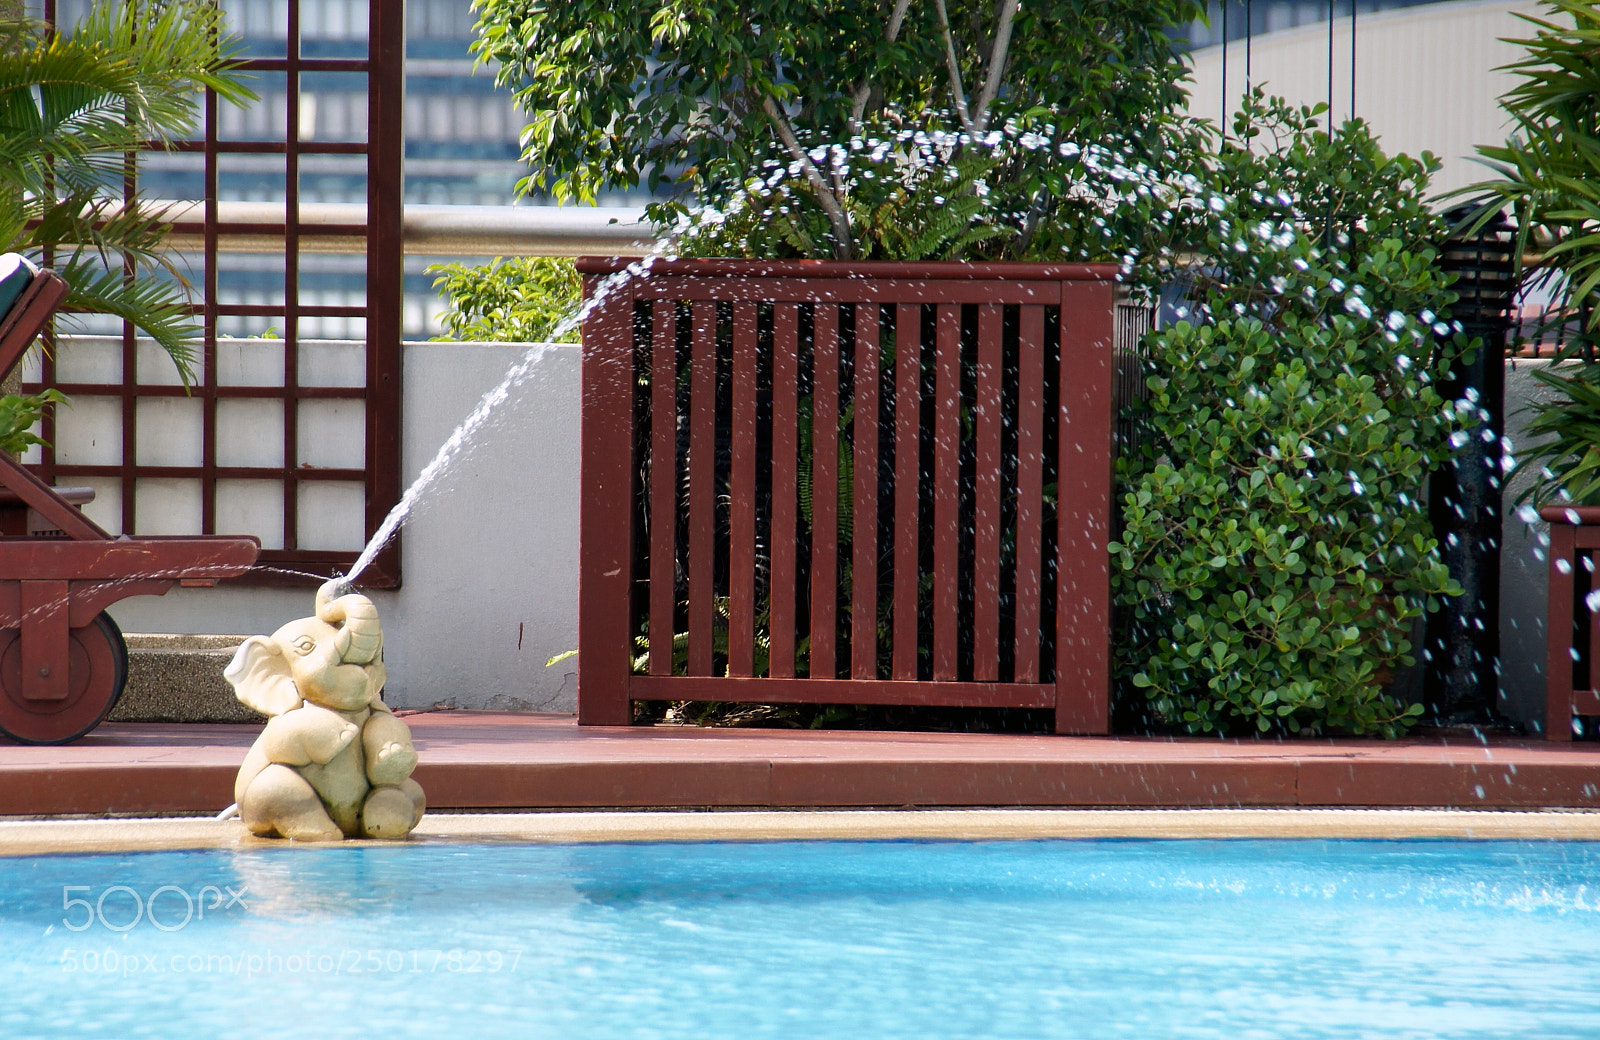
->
224;579;425;840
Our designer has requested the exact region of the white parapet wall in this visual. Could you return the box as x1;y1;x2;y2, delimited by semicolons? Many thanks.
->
102;350;1566;727
106;340;582;712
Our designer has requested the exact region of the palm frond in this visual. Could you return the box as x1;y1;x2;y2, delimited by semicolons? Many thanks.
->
0;2;253;379
58;259;197;382
37;194;186;278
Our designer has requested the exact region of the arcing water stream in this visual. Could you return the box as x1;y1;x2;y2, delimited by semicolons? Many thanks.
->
339;251;667;587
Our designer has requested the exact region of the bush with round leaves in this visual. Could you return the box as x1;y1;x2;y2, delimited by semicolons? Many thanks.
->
1112;94;1468;737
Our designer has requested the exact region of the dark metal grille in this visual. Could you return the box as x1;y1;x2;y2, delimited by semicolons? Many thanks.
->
1113;297;1152;457
1426;206;1516;724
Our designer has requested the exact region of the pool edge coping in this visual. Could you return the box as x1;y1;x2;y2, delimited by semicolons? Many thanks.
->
4;807;1600;855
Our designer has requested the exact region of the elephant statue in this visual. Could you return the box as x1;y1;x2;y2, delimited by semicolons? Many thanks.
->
224;579;425;840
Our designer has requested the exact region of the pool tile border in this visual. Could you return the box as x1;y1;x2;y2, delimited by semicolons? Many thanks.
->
3;808;1600;856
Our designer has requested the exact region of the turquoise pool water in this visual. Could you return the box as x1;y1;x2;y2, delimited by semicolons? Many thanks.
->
2;839;1598;1038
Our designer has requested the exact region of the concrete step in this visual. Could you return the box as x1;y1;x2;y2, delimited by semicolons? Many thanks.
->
108;634;265;724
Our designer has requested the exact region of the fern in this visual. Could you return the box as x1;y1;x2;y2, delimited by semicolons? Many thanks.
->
853;152;1008;261
632;596;773;679
796;394;855;545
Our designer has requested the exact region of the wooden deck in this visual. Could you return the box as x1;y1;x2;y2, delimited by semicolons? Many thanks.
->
2;712;1599;816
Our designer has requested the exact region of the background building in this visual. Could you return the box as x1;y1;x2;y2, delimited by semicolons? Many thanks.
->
1182;0;1528;196
39;0;651;337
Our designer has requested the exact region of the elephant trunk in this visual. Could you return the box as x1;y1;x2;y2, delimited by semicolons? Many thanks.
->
316;578;383;666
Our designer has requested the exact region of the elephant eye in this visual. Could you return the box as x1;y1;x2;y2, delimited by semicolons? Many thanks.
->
291;637;315;656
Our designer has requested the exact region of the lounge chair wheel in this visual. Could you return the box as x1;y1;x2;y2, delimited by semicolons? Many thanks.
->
0;612;128;744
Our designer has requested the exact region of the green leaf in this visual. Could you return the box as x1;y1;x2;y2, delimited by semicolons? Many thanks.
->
1112;90;1454;740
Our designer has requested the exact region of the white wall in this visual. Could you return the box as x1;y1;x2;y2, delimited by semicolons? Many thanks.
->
106;341;583;713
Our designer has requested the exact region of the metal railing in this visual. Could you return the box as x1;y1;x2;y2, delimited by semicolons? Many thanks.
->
147;201;655;257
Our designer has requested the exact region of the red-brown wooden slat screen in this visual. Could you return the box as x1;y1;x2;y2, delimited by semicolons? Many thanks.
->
1541;507;1600;740
27;0;405;587
577;259;1118;734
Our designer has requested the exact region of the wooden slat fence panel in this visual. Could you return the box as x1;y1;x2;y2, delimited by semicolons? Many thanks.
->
1014;305;1044;684
687;302;716;676
1056;282;1116;733
574;282;635;725
933;305;961;682
974;304;1003;683
851;304;881;680
728;303;759;677
1540;506;1600;739
770;305;799;679
811;305;839;680
578;259;1119;732
892;303;921;682
648;302;677;678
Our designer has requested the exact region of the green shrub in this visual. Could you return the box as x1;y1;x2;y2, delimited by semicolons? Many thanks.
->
1112;95;1466;737
0;389;65;456
428;257;581;344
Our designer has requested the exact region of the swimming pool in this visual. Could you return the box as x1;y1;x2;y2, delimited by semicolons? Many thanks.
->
3;838;1597;1038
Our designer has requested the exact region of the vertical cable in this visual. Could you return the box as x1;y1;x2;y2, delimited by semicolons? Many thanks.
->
1220;1;1228;134
1351;0;1358;119
1245;0;1252;94
1324;1;1336;247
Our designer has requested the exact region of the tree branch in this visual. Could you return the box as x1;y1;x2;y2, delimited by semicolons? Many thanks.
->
931;0;974;134
762;95;853;259
1012;123;1065;257
848;0;913;134
971;0;1019;133
886;0;912;46
1013;190;1051;258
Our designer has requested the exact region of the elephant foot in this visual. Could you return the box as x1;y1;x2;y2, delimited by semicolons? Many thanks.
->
242;764;343;841
360;780;423;839
368;740;418;787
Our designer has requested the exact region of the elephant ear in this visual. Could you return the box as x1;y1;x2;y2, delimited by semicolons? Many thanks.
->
224;636;303;716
